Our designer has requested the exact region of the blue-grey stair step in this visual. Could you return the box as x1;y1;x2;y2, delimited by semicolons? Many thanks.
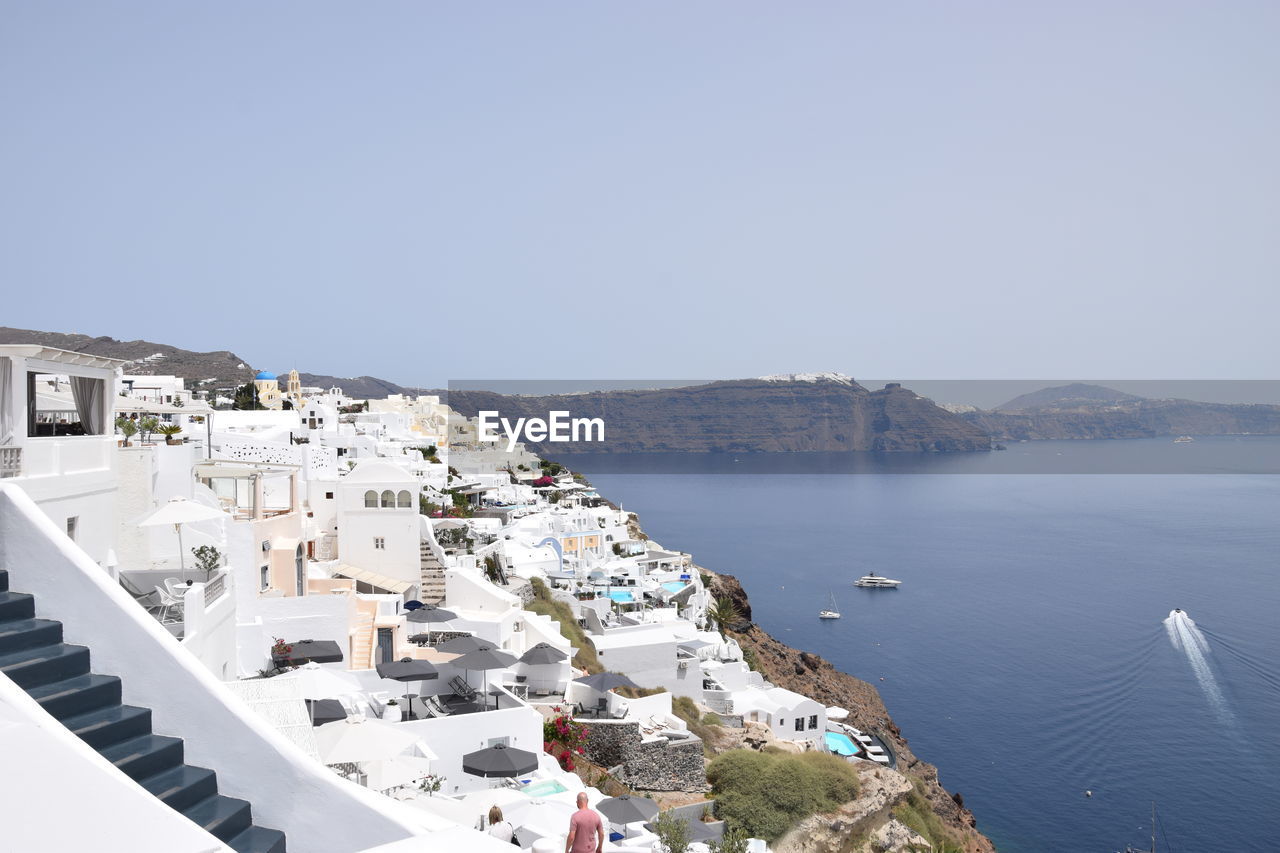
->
139;765;219;812
26;673;123;720
101;733;185;781
64;703;153;748
0;617;62;654
0;642;91;688
183;794;253;843
0;590;36;621
228;825;287;853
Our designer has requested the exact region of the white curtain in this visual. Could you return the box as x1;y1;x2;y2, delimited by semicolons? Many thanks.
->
69;376;106;435
0;359;11;444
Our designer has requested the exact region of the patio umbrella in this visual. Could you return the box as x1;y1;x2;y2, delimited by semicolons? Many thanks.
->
360;754;435;792
461;743;539;778
288;661;361;699
572;672;639;692
274;639;344;667
304;698;348;726
452;646;518;710
136;497;228;581
643;817;719;843
406;604;459;645
314;716;421;764
376;657;440;718
597;795;659;825
518;642;569;665
505;798;578;845
435;635;491;654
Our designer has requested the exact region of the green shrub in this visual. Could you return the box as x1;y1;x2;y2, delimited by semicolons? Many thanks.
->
706;750;859;842
892;782;966;853
524;579;601;672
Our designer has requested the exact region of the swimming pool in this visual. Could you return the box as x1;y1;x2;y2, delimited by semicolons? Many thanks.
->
825;731;859;757
521;779;568;797
661;582;687;594
608;590;635;603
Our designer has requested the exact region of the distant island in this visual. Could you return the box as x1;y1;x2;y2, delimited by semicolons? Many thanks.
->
955;382;1280;441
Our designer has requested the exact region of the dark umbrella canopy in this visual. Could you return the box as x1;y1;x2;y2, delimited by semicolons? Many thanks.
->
406;605;458;624
435;635;492;654
572;672;639;692
518;643;568;665
597;795;659;824
304;698;347;726
461;743;539;778
274;639;344;666
453;647;518;671
375;657;440;682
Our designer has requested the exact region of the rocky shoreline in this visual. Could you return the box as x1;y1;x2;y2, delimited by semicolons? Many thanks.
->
705;568;996;852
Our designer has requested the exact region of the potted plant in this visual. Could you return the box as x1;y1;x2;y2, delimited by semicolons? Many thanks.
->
191;545;222;580
115;416;138;447
138;416;160;445
158;423;183;445
382;698;402;722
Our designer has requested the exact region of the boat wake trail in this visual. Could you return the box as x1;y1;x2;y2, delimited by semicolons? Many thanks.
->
1164;610;1234;724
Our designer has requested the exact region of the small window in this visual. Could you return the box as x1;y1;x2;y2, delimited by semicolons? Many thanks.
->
487;736;509;748
66;516;79;541
260;566;270;590
397;490;412;508
364;490;378;508
794;718;804;732
808;714;818;730
380;490;395;508
374;537;386;550
325;491;334;500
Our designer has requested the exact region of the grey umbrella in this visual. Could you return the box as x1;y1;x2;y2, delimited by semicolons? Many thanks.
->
375;657;439;717
643;817;718;842
405;605;458;644
453;646;518;709
461;743;539;778
597;795;659;824
436;635;491;654
304;698;348;726
572;672;639;692
518;642;568;665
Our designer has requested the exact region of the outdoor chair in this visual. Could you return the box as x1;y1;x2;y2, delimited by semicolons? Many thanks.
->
118;575;164;615
595;697;608;717
154;584;186;624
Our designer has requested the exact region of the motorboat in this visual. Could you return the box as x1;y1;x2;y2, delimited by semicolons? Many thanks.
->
1173;435;1194;443
854;573;902;588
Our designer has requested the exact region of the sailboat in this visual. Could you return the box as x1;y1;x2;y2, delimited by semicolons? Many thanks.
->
819;591;841;620
1119;802;1158;853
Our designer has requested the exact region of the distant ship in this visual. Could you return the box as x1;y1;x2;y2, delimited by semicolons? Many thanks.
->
854;573;902;588
1173;435;1194;443
819;591;841;619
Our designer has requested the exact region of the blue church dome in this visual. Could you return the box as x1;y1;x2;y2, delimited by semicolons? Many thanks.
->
254;370;277;381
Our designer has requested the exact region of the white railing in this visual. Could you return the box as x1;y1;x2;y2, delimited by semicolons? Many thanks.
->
0;446;20;478
203;571;228;606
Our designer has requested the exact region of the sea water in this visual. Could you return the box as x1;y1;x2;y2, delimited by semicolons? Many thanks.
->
565;438;1280;852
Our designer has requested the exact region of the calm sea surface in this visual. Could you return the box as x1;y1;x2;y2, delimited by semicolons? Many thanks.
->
563;438;1280;852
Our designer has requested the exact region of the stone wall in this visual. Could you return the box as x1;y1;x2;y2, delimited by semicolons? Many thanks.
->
581;721;708;793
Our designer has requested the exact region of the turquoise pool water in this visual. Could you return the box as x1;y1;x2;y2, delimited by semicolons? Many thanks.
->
608;590;635;603
661;582;687;594
825;731;858;757
521;779;568;797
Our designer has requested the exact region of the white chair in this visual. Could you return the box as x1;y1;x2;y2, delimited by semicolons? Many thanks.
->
155;580;186;623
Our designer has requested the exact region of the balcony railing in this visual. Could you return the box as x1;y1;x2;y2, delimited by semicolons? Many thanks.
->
0;446;20;478
204;572;228;606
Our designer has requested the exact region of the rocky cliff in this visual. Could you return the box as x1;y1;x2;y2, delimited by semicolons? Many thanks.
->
707;569;995;852
961;383;1280;441
446;378;993;453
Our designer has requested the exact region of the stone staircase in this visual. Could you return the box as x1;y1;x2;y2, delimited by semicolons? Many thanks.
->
350;613;374;670
0;568;286;853
418;542;446;605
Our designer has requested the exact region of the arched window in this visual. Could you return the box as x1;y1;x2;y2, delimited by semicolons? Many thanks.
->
397;490;412;508
364;490;378;508
381;490;395;508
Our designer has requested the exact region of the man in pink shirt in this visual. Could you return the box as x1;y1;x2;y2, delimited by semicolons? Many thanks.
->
565;791;604;853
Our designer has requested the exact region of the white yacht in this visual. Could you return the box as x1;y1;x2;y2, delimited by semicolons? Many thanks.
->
1173;435;1194;443
854;573;902;588
819;591;841;619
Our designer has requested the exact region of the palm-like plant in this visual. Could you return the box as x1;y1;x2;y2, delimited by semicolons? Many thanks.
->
708;596;742;638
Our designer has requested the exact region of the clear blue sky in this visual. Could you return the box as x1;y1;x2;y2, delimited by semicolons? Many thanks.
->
3;3;1277;387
